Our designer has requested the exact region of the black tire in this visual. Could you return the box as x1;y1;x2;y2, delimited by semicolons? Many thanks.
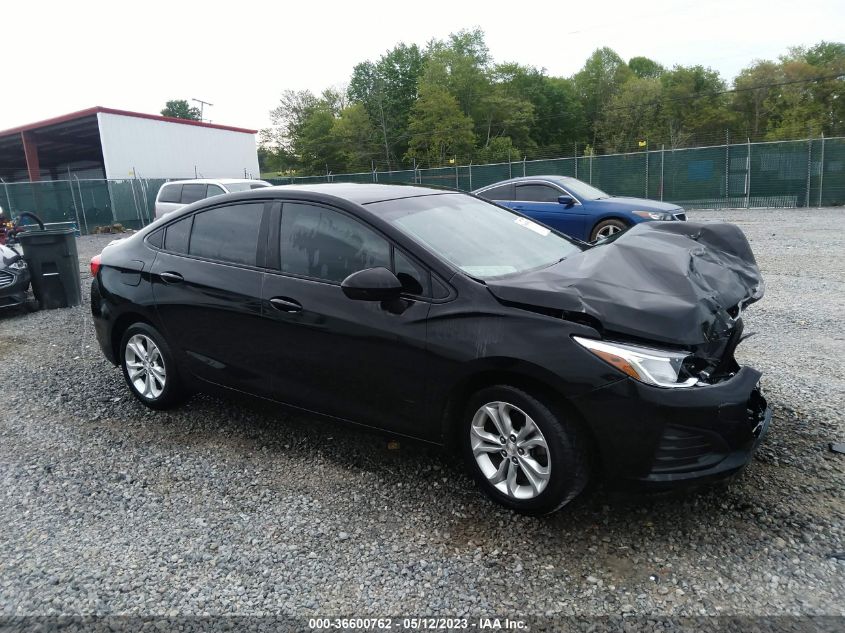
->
590;218;628;241
119;322;186;410
462;385;589;515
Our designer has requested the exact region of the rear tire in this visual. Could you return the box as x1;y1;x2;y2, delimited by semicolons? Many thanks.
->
590;218;628;241
120;322;186;410
462;385;589;515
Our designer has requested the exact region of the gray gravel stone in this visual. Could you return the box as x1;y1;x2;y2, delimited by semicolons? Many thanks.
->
0;208;843;617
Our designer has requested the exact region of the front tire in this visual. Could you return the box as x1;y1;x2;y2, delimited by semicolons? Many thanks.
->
590;218;628;241
462;385;589;515
120;322;186;410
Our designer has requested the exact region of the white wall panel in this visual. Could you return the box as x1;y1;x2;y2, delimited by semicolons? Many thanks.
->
97;113;259;180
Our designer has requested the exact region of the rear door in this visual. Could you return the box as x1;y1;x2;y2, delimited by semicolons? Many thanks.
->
150;201;270;393
512;183;587;238
258;201;432;437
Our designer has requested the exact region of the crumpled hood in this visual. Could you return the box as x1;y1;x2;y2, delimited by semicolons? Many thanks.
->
486;221;764;347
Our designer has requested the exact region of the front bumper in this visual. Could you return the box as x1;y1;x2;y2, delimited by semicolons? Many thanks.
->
0;267;31;309
570;366;770;488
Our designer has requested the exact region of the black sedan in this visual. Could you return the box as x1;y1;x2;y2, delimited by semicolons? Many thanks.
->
90;184;770;514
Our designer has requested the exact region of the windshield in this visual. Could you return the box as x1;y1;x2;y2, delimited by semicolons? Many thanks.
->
558;178;610;201
224;182;270;192
369;194;583;279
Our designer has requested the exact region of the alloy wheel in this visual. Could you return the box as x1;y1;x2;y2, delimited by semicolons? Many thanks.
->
596;224;622;239
125;334;166;399
470;401;551;500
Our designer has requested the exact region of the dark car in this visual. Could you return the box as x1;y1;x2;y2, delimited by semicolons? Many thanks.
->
473;176;686;241
90;184;769;514
0;242;31;310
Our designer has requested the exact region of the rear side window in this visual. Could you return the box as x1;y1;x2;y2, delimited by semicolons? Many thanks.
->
189;203;264;266
515;184;562;203
206;185;226;197
280;202;390;283
158;184;182;203
181;184;207;204
478;183;514;201
164;216;192;253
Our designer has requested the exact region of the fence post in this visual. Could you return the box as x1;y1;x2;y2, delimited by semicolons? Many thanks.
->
805;138;812;208
574;143;578;179
746;138;751;209
644;144;649;198
468;162;473;191
522;157;526;177
508;150;512;179
68;179;83;234
725;129;730;204
1;178;12;213
589;153;593;184
660;145;665;201
455;160;459;189
818;133;825;207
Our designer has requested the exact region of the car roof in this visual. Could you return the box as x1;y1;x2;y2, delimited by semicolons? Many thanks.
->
163;178;268;185
262;183;451;205
473;175;579;192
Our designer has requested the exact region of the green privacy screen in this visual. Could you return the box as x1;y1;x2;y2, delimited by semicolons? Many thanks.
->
2;138;841;234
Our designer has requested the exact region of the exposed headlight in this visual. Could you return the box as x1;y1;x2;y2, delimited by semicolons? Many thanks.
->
632;210;673;220
573;336;698;388
7;259;27;271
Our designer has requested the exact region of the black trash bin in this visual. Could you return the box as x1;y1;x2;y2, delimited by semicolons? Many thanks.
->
16;228;82;309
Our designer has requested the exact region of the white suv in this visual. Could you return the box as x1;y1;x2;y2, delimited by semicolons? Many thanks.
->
154;179;271;219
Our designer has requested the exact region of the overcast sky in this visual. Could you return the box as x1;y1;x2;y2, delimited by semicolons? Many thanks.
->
2;0;842;132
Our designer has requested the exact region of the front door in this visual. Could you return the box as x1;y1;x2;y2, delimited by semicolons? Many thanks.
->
259;201;432;438
511;182;586;238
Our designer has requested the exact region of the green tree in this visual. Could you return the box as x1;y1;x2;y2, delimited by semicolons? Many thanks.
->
330;104;381;172
423;28;492;121
474;136;521;163
405;84;475;166
628;56;665;79
575;47;634;148
598;77;664;152
348;43;426;168
732;60;782;138
659;65;733;147
161;99;201;120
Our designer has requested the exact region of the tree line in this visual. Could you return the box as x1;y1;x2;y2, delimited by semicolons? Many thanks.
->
258;30;845;176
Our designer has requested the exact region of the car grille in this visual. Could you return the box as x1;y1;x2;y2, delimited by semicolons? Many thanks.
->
0;270;14;288
651;425;727;474
673;212;687;221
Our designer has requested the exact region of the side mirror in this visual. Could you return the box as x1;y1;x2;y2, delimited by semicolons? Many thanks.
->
341;267;402;301
558;195;575;207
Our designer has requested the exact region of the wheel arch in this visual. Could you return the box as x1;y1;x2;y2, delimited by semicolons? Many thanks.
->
439;365;601;475
110;311;155;362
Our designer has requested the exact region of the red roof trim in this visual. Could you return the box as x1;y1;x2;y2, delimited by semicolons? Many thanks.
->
0;106;258;138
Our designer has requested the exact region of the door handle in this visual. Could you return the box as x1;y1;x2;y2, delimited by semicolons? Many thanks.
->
269;297;303;313
160;271;184;284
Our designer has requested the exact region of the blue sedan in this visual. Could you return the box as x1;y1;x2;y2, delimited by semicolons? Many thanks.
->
472;176;686;241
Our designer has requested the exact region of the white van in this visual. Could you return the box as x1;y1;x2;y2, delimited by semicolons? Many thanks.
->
154;179;271;219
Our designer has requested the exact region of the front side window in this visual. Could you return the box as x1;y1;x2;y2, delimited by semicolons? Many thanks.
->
189;203;264;266
181;184;207;204
515;184;562;203
280;203;390;283
369;193;582;280
206;185;226;197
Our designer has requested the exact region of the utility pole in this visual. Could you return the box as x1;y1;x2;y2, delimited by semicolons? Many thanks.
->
191;98;213;122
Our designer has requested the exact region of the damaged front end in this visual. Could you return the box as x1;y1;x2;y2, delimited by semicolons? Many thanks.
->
486;221;770;484
486;221;764;387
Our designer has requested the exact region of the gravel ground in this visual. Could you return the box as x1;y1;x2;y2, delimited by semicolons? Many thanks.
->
0;207;843;620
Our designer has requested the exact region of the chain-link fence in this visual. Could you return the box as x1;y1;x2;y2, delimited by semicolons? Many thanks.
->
1;137;841;235
269;136;845;210
0;178;164;234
